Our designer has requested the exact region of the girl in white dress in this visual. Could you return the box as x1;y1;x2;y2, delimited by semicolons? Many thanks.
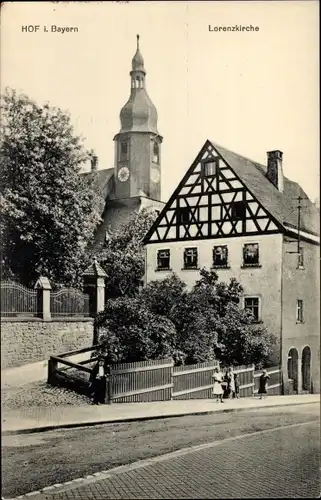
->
212;367;224;403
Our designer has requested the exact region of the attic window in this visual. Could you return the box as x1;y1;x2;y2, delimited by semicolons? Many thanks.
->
177;207;191;224
203;159;218;177
231;201;246;220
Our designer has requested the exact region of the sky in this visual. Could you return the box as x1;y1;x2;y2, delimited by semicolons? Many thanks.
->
1;1;319;203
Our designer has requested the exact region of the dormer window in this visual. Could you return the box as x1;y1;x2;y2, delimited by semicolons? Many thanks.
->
153;142;159;164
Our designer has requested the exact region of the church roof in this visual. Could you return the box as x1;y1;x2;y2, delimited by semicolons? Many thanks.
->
212;141;319;235
83;168;115;201
119;90;159;134
116;35;160;136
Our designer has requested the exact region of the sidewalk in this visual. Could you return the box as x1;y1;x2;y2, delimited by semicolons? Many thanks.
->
2;394;319;435
1;353;89;389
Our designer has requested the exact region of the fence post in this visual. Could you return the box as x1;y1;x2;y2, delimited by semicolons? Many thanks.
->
252;364;255;397
83;259;107;316
105;365;112;404
170;361;174;400
47;357;58;384
34;276;52;320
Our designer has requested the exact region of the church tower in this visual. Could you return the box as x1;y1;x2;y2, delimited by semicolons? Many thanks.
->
113;35;163;201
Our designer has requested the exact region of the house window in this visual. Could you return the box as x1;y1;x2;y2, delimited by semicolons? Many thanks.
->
177;207;191;224
231;201;246;220
243;243;259;266
213;245;228;268
119;141;128;161
203;160;217;177
183;247;198;269
153;142;159;164
296;300;304;323
244;297;260;321
157;249;170;270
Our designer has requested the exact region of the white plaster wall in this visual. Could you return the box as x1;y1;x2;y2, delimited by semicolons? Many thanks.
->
145;233;283;343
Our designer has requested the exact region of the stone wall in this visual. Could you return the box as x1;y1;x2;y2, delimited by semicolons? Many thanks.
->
1;318;94;369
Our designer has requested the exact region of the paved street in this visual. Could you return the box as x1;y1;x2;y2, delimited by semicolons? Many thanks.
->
39;420;319;499
2;404;319;499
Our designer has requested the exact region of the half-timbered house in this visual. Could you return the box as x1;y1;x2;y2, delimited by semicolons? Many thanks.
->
143;140;320;395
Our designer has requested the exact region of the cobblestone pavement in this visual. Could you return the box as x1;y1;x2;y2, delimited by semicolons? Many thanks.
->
39;421;319;499
1;382;92;410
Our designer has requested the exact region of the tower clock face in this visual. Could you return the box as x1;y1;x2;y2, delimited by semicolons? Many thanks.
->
118;166;130;182
151;167;160;184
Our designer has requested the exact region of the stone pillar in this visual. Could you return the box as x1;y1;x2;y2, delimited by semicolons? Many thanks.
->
34;276;52;320
83;259;107;317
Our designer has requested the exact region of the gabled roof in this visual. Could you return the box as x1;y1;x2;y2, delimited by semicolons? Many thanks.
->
144;139;319;243
212;141;319;235
83;259;107;277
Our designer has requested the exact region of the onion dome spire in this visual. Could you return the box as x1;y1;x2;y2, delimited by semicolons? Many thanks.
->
116;34;159;135
132;34;145;73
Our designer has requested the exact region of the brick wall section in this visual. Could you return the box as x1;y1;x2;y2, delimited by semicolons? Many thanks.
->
1;318;94;368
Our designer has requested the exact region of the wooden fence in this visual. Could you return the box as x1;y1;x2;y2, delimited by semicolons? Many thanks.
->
111;358;174;403
254;367;283;396
172;360;220;400
48;345;99;394
47;348;283;403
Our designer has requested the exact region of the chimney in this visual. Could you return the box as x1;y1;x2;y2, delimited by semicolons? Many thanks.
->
90;154;98;172
266;150;284;192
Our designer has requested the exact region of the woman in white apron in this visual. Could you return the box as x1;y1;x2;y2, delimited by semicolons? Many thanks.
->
212;367;224;403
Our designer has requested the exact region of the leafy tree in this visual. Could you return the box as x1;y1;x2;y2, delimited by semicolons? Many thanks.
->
94;296;178;363
140;273;187;316
0;88;102;287
170;269;276;366
98;208;158;299
95;267;276;367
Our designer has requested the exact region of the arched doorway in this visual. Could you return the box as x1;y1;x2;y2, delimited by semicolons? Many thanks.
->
301;346;311;392
287;348;299;393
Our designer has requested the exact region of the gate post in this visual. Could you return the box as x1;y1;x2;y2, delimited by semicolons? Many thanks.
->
83;259;107;317
34;276;52;320
105;365;112;404
47;357;58;385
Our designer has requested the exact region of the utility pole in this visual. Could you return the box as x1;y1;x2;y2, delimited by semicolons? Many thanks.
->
286;196;308;267
297;196;302;257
